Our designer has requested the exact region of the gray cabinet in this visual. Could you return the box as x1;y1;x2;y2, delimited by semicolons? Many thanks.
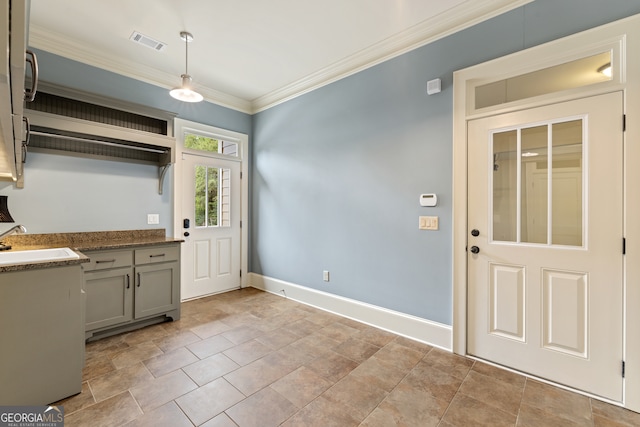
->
0;265;83;405
84;244;180;340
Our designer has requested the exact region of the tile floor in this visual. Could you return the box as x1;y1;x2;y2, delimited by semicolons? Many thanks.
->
56;287;640;426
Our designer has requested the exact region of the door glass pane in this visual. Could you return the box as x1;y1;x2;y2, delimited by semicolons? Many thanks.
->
195;165;217;227
194;165;230;228
492;130;518;242
551;120;583;245
521;125;548;244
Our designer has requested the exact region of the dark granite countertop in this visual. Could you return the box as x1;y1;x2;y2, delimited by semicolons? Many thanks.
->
0;229;183;273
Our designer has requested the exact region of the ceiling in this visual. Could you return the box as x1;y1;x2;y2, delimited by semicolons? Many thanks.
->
28;0;530;113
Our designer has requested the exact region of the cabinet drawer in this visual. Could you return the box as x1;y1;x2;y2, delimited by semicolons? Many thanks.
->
135;245;179;265
83;250;133;271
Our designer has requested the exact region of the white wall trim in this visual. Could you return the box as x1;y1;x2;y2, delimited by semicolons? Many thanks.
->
250;273;452;351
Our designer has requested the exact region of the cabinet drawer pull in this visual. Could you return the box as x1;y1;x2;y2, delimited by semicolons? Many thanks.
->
126;274;130;289
95;259;116;264
149;254;165;258
137;272;141;287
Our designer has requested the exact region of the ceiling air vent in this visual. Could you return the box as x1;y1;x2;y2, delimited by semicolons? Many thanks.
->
129;31;167;52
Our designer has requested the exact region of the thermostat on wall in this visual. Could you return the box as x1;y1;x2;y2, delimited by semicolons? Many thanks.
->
420;193;438;207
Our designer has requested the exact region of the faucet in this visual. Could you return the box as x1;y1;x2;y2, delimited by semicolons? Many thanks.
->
0;225;27;251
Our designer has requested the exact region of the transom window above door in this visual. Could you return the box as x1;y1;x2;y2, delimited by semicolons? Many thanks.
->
184;132;238;157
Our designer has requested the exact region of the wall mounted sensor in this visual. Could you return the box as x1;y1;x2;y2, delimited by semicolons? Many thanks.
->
427;78;441;95
420;193;438;207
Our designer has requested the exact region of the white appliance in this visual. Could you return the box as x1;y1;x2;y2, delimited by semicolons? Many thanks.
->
0;0;37;186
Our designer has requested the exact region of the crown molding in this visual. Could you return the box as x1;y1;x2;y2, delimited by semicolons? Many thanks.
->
28;0;532;115
28;26;253;114
251;0;533;112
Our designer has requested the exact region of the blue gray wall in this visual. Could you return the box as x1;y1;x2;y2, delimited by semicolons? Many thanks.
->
2;0;639;325
0;50;251;235
250;0;640;325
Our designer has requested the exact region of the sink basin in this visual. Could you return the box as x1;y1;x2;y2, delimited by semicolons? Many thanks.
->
0;247;80;266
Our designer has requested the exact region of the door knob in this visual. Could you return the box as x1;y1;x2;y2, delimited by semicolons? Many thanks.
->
184;232;190;237
470;246;480;254
471;229;480;237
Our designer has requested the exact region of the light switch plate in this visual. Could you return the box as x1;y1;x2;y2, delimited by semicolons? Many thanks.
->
147;214;160;225
419;216;438;230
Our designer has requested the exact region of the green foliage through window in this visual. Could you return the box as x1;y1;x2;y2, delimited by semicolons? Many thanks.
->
195;166;219;227
185;133;219;153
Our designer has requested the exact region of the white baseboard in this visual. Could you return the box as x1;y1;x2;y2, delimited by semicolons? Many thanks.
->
249;273;452;351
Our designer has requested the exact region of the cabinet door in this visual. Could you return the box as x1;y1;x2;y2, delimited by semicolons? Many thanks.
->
85;267;133;331
134;261;179;319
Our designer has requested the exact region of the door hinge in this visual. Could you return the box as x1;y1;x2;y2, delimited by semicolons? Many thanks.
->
623;114;626;132
240;171;243;179
240;220;242;228
623;361;626;378
623;238;626;255
240;270;242;278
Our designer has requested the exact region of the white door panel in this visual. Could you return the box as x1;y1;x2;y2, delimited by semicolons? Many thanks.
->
182;153;241;300
468;92;623;401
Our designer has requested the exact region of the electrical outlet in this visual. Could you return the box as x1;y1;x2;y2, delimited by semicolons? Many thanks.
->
323;270;330;282
147;214;160;225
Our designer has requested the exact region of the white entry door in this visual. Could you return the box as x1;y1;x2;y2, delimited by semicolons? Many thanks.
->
467;92;624;401
181;153;241;300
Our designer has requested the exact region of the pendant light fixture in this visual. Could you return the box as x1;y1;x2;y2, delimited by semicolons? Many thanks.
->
170;31;203;103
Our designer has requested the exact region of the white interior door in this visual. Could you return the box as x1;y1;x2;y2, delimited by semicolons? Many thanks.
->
181;153;241;300
467;92;624;401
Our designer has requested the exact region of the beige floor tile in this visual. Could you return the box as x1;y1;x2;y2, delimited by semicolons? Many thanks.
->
124;401;192;427
401;359;464;402
226;387;298;427
332;337;381;363
373;340;424;371
63;289;640;427
64;391;142;427
305;350;359;382
322;374;388;421
53;381;95;415
223;338;273;365
130;369;198;412
281;395;360;427
521;380;592;426
182;352;240;386
152;330;201;352
441;393;516;427
421;348;474;379
200;412;238;427
188;319;232;340
270;366;333;408
143;346;199;377
89;362;154;402
175;377;245;425
254;327;301;350
352;326;397;347
186;334;235;359
349;357;409;392
517;403;588;427
591;399;640;427
221;324;265;345
110;342;164;370
458;370;523;415
369;381;449;427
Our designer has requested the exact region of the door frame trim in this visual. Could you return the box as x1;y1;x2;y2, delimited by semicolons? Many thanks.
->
452;13;640;409
173;118;250;292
